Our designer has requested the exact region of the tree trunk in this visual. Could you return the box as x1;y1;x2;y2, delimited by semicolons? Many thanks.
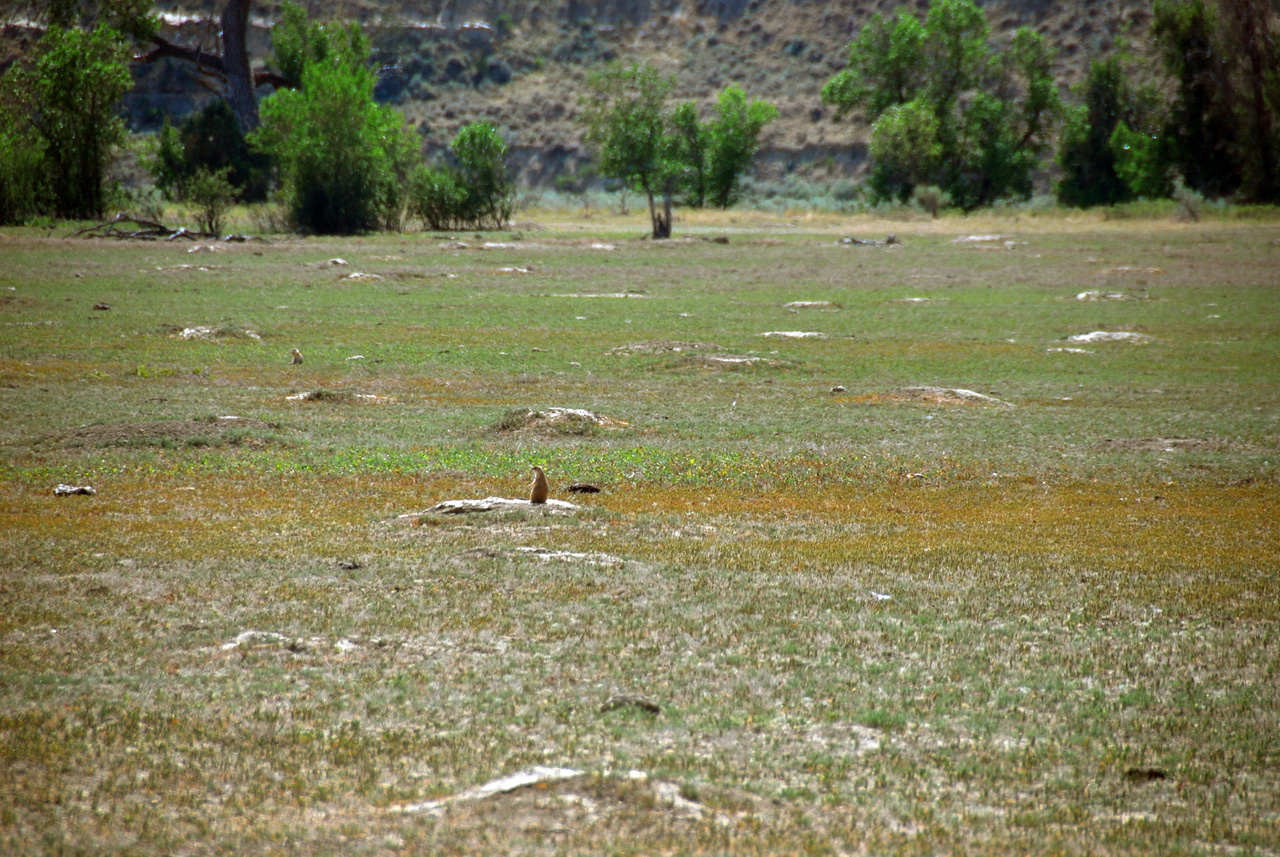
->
646;176;672;239
137;0;287;133
219;0;258;133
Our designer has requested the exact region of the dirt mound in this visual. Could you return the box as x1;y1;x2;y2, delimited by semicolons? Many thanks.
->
493;407;628;434
389;767;774;835
855;387;1013;407
50;416;283;448
609;340;722;355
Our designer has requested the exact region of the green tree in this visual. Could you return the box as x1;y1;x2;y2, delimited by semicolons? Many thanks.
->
24;24;133;220
867;99;943;202
250;19;416;234
581;62;678;237
1110;122;1173;200
450;122;513;229
820;9;925;122
1217;0;1279;203
822;0;1059;209
0;119;46;226
268;1;360;91
705;85;778;209
1152;0;1279;203
668;100;709;208
1056;55;1168;207
27;0;158;40
1152;0;1241;198
146;100;272;202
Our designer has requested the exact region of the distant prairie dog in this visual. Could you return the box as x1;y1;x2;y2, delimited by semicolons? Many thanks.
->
529;465;549;504
291;348;304;364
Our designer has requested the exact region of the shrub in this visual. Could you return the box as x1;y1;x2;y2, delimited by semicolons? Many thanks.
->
1172;177;1204;222
911;184;949;216
187;167;234;236
451;122;513;229
409;123;514;230
407;165;466;230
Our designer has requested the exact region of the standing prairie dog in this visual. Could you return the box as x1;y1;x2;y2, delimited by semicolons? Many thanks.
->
291;348;304;364
529;465;549;504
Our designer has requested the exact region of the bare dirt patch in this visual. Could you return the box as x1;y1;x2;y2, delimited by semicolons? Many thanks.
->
1095;437;1241;453
48;415;284;448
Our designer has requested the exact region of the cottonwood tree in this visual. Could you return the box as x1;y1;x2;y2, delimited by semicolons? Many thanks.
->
249;18;415;234
135;0;287;133
1152;0;1279;202
670;86;779;209
582;64;777;235
581;62;678;237
1056;54;1168;207
0;23;133;220
822;0;1060;209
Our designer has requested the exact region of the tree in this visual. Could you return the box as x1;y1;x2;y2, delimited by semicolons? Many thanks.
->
1216;0;1279;203
135;0;288;133
581;62;677;238
705;86;778;209
12;0;157;40
0;115;46;225
146;99;271;202
1151;0;1279;203
1152;0;1242;198
867;99;943;203
582;66;777;232
822;0;1060;209
668;100;710;208
820;9;926;122
1056;55;1168;207
22;24;133;219
250;20;416;234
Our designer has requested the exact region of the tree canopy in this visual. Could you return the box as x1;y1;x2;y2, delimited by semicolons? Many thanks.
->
250;19;416;233
822;0;1060;210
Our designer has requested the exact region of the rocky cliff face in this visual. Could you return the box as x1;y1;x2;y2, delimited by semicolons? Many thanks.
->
122;0;1152;185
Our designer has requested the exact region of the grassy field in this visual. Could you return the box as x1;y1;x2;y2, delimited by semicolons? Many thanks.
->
1;208;1278;855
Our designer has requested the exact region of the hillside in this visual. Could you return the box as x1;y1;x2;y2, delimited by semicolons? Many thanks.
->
116;1;1156;185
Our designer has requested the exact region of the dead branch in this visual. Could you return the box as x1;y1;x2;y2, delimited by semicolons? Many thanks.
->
71;213;215;241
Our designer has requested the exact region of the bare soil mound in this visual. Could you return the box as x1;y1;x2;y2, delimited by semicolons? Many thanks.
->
854;387;1013;407
49;415;284;448
492;407;629;434
389;767;775;835
608;340;722;355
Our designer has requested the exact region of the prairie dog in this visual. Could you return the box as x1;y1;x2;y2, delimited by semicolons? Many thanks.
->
529;465;549;504
291;348;304;364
